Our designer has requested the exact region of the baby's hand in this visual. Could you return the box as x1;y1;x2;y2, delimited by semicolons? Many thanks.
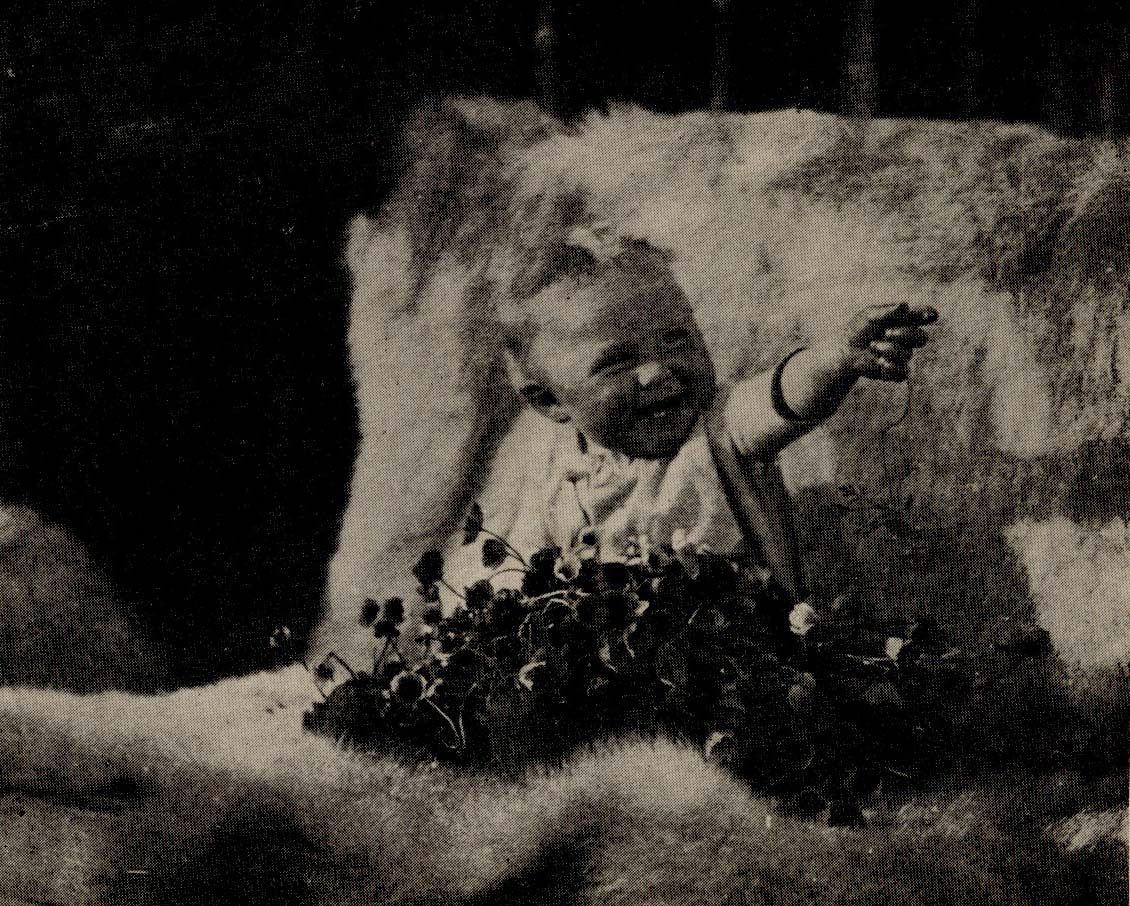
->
840;302;938;382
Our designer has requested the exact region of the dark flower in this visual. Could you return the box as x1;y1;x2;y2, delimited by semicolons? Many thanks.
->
383;598;406;624
421;605;444;626
575;596;611;629
523;546;563;595
445;647;479;674
413;550;444;587
421;583;441;603
373;619;400;639
465;579;494;610
359;598;382;626
529;547;562;575
489;635;523;666
439;631;466;654
482;539;508;569
606;591;639;629
448;608;474;632
492;587;524;608
390;671;426;703
994;624;1050;657
487;591;525;633
269;625;292;649
598;561;633;591
828;798;865;828
379;657;406;684
463;502;485;544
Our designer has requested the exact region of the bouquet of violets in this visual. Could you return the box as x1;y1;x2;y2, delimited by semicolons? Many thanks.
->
303;504;974;825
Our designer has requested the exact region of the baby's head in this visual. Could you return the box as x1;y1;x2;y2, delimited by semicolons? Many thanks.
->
500;230;716;459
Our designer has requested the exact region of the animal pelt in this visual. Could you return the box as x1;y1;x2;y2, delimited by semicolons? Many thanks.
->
2;99;1127;905
314;97;1130;695
0;667;1103;906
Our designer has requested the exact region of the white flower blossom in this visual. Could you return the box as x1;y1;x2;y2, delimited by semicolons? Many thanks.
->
789;599;819;637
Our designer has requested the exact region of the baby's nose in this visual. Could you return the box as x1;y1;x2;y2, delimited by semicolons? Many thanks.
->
634;361;669;387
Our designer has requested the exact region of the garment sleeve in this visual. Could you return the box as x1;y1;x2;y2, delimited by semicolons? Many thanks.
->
722;370;823;461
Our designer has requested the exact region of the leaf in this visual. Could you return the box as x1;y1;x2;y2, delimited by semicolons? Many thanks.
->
359;598;381;626
413;550;444;587
383;597;406;623
828;798;865;828
463;502;484;544
597;640;618;672
862;681;903;709
482;538;508;569
465;579;494;611
994;625;1051;657
704;730;735;762
655;632;690;689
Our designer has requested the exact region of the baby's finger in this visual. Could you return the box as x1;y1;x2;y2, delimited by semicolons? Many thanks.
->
903;304;939;325
882;325;931;347
861;302;911;331
868;340;912;365
855;349;908;381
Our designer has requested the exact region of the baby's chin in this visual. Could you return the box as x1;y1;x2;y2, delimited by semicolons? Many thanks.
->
619;405;700;459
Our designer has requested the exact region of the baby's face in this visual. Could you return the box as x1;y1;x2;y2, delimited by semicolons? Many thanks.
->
523;276;716;459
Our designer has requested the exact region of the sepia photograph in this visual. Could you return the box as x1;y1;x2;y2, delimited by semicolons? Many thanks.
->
0;2;1126;903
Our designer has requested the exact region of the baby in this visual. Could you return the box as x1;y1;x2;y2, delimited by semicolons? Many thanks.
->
445;231;935;604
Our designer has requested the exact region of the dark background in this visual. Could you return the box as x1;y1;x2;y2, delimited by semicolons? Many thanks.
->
2;1;1127;683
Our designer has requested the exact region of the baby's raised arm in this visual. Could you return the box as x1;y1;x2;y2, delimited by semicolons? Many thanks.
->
725;302;938;460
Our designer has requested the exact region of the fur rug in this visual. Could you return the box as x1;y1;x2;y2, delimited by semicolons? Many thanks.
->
0;667;1121;905
1;99;1127;903
317;98;1130;709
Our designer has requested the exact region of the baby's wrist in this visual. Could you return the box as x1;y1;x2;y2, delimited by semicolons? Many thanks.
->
811;341;856;381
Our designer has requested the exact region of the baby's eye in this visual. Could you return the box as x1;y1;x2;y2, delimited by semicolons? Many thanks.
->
597;356;635;375
661;329;691;348
590;344;638;376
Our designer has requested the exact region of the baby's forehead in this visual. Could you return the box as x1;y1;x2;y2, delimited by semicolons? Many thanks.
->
533;272;694;340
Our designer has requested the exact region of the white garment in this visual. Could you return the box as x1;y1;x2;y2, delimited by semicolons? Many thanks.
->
440;378;800;609
539;417;744;559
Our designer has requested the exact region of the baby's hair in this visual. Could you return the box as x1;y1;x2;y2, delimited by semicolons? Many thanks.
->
500;229;676;365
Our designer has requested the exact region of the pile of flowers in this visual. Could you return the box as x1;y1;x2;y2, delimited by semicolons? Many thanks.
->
302;504;983;824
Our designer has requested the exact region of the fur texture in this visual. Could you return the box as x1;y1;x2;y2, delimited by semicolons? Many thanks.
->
316;99;1130;710
2;99;1128;903
0;668;1115;905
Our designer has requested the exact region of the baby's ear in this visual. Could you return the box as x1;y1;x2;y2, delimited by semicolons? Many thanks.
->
502;348;569;423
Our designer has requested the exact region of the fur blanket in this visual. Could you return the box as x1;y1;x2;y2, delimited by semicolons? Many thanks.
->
0;666;1121;905
316;98;1130;704
1;99;1127;903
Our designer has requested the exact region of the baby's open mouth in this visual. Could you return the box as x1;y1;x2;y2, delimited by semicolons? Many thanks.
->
636;391;688;420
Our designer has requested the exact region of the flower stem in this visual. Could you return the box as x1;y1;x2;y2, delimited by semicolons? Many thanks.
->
439;578;466;601
479;527;530;567
325;652;357;680
424;698;463;750
373;638;392;672
488;567;529;581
